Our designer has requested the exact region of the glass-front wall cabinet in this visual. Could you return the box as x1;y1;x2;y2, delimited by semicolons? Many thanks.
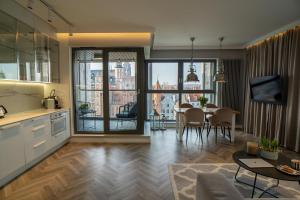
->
0;10;18;80
0;10;59;83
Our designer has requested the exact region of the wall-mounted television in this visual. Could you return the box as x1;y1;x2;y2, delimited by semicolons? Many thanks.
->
250;75;284;104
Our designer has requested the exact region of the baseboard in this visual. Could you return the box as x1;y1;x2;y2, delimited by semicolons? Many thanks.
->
70;134;151;144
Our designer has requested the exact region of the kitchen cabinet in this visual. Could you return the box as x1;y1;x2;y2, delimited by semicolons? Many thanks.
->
0;110;70;187
0;122;25;180
0;10;60;83
23;115;51;164
18;21;35;81
35;32;50;82
0;10;18;80
49;38;60;83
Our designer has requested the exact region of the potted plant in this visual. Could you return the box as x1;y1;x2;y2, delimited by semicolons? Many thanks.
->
79;103;89;111
259;137;280;160
198;96;208;108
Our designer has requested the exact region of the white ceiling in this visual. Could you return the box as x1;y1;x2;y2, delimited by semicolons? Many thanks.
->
17;0;300;49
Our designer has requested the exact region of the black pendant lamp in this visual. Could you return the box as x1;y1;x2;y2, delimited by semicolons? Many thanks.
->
214;37;226;83
186;37;199;82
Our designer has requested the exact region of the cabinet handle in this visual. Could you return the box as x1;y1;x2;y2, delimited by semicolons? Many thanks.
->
0;123;21;130
32;125;46;132
33;140;46;149
54;132;64;137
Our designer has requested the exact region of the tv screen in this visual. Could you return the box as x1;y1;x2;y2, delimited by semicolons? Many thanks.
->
250;75;284;104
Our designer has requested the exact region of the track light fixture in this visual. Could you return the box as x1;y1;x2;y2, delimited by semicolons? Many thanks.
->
27;0;34;9
47;8;53;23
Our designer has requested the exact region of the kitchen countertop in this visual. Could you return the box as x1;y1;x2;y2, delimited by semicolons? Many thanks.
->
0;108;69;127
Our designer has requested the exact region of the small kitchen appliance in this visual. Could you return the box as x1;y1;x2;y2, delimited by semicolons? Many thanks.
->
0;105;7;118
42;89;61;109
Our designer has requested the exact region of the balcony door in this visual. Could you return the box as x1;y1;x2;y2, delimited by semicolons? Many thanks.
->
73;48;144;134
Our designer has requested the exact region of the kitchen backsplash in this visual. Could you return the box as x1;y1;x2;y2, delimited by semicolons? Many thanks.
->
0;82;44;114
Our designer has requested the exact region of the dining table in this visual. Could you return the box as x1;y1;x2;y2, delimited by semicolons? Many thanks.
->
174;107;239;143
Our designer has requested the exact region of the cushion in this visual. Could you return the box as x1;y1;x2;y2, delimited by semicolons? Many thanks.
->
196;173;244;200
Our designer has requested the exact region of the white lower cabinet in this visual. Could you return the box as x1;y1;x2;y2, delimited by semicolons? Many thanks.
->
0;110;70;187
23;115;51;164
0;122;25;181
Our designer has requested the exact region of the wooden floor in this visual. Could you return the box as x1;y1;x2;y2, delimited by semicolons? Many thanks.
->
0;129;255;200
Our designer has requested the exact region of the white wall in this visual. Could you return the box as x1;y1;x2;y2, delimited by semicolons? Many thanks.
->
0;82;44;114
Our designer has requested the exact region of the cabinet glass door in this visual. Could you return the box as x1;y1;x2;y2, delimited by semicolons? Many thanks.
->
0;10;18;80
18;21;35;81
49;38;59;82
35;33;50;82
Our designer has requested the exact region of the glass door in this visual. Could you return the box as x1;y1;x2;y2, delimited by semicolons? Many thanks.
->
107;51;140;132
73;48;143;134
73;49;104;133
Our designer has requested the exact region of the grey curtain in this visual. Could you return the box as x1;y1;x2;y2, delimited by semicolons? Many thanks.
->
244;26;300;152
219;59;245;125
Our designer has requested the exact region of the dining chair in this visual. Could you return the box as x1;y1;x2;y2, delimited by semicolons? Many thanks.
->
182;108;205;145
180;103;193;108
207;107;233;143
204;103;218;129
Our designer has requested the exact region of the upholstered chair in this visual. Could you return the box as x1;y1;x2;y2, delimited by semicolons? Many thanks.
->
207;107;233;143
182;108;205;145
180;103;193;108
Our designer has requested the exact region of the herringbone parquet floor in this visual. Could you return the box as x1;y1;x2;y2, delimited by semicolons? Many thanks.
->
0;129;248;200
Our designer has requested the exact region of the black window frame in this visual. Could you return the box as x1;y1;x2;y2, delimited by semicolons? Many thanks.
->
145;59;217;121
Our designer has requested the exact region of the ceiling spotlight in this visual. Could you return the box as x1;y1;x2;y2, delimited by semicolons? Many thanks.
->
47;8;53;23
27;0;33;9
68;25;74;36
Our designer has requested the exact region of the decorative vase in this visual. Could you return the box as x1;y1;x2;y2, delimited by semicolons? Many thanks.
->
260;150;279;160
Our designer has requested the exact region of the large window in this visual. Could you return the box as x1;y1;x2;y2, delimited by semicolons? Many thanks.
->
183;62;214;90
148;62;178;90
146;60;216;120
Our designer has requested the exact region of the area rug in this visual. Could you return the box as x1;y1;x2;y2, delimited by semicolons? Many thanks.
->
169;163;300;200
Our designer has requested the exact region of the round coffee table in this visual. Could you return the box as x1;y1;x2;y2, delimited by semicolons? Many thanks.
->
233;150;300;198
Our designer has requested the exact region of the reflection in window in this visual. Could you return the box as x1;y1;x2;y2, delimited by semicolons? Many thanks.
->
0;63;18;80
0;45;18;80
148;63;178;90
183;62;215;90
109;61;136;90
181;93;215;107
147;93;179;120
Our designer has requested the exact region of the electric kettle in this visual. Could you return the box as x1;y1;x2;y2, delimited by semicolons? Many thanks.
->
0;105;7;118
